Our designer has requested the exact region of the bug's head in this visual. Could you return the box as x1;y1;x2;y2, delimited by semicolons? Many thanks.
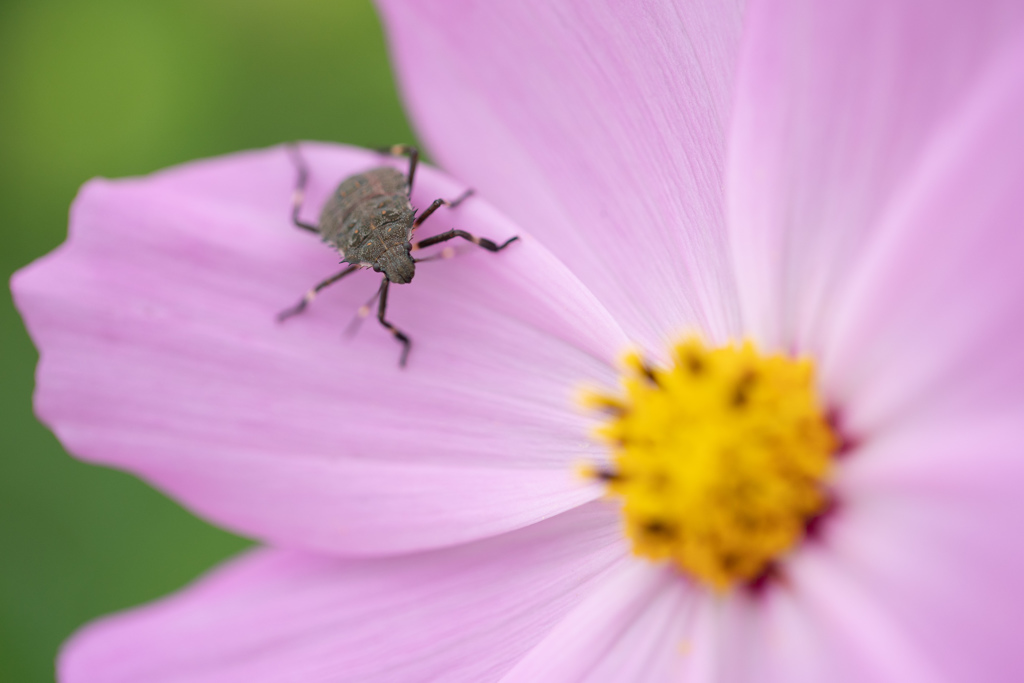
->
377;243;416;284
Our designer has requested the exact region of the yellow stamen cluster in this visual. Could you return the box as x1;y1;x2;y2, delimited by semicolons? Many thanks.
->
582;339;837;590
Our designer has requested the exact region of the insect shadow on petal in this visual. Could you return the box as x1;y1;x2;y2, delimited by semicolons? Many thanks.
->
278;143;519;367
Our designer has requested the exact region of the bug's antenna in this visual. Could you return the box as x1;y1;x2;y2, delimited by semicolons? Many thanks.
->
286;143;319;233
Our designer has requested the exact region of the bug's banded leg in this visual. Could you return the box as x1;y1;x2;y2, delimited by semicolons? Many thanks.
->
287;143;319;233
277;265;360;322
412;247;457;264
412;189;475;228
411;229;519;253
377;144;420;195
345;286;384;337
375;277;411;367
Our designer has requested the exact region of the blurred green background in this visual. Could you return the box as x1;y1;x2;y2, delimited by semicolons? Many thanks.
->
0;1;414;679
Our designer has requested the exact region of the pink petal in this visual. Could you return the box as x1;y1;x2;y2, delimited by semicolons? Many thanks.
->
729;6;1024;677
376;0;746;349
810;416;1024;681
12;143;629;556
711;564;942;683
701;416;1024;682
59;503;629;683
725;407;1024;681
704;416;1024;682
728;0;1024;371
820;35;1024;436
500;563;701;682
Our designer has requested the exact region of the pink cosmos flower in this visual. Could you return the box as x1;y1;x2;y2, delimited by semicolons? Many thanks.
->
12;0;1024;680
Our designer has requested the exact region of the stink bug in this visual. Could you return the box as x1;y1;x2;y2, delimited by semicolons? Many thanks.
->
278;144;518;366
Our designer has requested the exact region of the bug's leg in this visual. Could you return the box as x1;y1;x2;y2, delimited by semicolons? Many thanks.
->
411;229;519;254
344;286;384;337
287;143;319;233
277;264;360;322
377;144;420;195
412;189;475;228
376;277;411;367
412;246;457;264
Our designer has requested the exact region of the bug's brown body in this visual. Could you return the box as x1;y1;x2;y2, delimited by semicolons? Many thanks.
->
320;167;417;284
281;144;518;367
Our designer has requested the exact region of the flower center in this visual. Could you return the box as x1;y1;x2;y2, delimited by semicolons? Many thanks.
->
582;339;837;590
